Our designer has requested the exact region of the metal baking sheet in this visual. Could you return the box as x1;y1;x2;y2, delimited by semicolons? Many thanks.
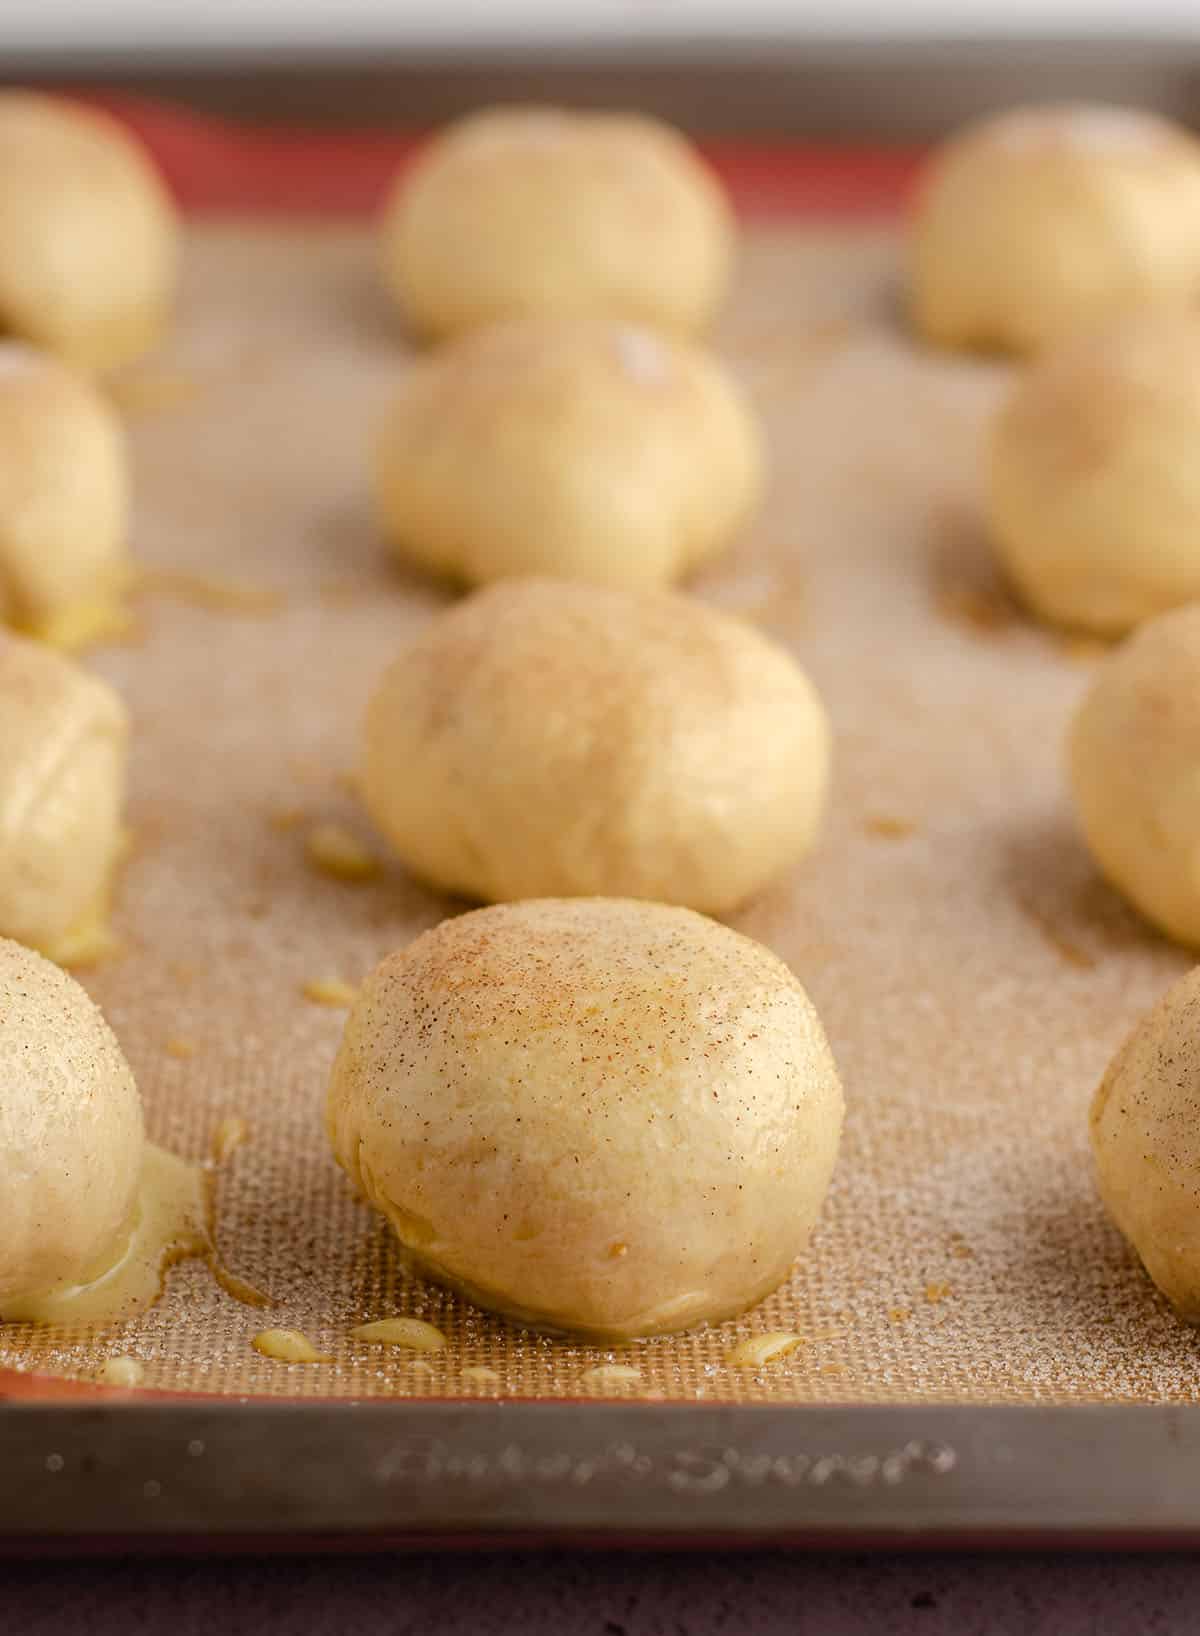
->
3;107;1200;1547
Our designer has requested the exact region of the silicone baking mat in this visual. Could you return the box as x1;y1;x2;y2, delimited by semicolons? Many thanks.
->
1;100;1196;1408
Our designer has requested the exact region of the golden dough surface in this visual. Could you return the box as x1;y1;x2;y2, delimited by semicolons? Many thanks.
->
0;633;128;951
1092;966;1200;1321
361;577;828;914
0;937;143;1308
381;105;733;339
989;311;1200;635
911;103;1200;355
327;898;844;1339
0;342;129;633
1069;603;1200;948
374;316;762;591
0;92;178;372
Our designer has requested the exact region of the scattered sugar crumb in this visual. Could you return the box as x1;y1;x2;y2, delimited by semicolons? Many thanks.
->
267;806;307;832
305;822;380;882
99;1356;144;1388
211;1116;249;1165
252;1329;329;1364
579;1364;642;1385
924;1282;953;1305
164;1036;197;1060
140;567;284;616
725;1332;805;1369
302;977;358;1009
864;815;917;840
888;1307;911;1324
351;1318;446;1352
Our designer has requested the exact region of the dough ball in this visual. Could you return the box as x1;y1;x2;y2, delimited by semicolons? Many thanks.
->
381;106;733;340
361;578;829;913
911;104;1200;355
374;317;762;591
0;343;129;640
1092;966;1200;1320
1068;602;1200;947
989;310;1200;635
0;937;143;1311
0;92;178;372
327;898;844;1338
0;633;129;954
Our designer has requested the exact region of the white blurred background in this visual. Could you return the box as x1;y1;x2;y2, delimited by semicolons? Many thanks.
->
5;0;1200;55
7;0;1200;137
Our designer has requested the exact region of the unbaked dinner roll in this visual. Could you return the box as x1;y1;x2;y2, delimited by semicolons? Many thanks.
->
0;937;143;1315
361;578;829;913
380;106;733;340
0;343;130;645
0;633;128;959
1069;603;1200;947
1092;966;1200;1320
327;898;844;1338
989;310;1200;635
374;317;762;590
911;104;1200;355
0;92;178;372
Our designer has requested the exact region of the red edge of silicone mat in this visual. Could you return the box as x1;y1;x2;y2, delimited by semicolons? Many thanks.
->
0;90;919;1404
71;90;924;218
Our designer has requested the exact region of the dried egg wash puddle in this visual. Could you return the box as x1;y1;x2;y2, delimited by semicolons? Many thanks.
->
0;1120;269;1331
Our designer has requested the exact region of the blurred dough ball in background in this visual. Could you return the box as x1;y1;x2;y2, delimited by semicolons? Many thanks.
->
0;634;128;960
0;937;143;1316
0;92;178;372
327;898;844;1340
1070;603;1200;948
911;104;1200;355
361;578;829;915
989;310;1200;636
0;342;129;645
380;106;733;340
1092;966;1200;1321
374;317;762;591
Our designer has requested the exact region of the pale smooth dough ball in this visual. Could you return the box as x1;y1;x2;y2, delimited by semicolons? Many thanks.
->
911;104;1200;355
381;106;733;340
0;937;143;1312
1092;966;1200;1320
1069;603;1200;947
0;343;129;640
0;92;178;372
989;310;1200;635
374;317;763;591
361;578;829;914
327;898;844;1339
0;633;129;954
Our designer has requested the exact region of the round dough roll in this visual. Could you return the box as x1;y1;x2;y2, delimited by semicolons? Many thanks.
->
1092;966;1200;1320
0;633;129;954
361;578;829;914
0;92;178;372
0;343;129;640
381;106;733;340
374;317;763;591
327;898;844;1339
911;104;1200;355
989;310;1200;635
1069;603;1200;947
0;937;143;1310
